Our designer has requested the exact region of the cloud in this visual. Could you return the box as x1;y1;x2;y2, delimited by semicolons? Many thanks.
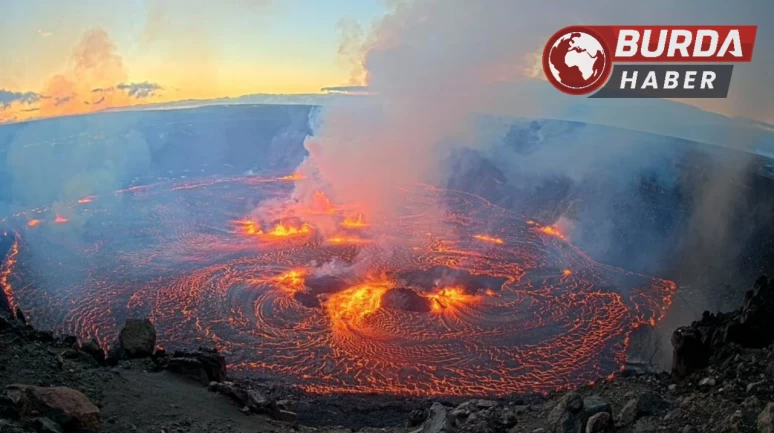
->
53;94;75;106
116;82;163;99
0;90;41;109
37;29;52;37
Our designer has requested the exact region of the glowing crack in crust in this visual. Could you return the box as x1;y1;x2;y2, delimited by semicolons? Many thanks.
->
0;175;676;396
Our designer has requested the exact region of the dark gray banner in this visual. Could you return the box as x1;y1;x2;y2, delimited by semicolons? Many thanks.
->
590;64;734;98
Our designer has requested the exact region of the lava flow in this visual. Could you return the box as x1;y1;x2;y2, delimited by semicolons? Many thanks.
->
0;174;676;397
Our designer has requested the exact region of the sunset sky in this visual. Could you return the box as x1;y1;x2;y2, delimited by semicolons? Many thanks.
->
0;0;385;123
0;0;772;125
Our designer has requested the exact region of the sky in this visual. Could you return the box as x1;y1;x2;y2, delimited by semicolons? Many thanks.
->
0;0;385;123
0;0;771;125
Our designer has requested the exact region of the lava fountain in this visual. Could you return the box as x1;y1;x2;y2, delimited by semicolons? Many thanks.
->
0;174;675;396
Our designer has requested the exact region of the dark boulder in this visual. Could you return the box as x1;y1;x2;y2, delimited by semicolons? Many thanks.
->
4;384;101;432
118;318;156;358
79;339;105;364
164;347;227;384
672;276;774;379
548;392;612;433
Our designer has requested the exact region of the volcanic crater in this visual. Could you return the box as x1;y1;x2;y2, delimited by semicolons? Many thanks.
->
0;173;675;397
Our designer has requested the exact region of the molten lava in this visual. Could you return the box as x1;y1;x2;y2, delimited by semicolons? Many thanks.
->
234;220;311;238
264;222;312;237
427;287;479;312
327;282;390;328
54;215;69;224
26;219;41;228
473;234;504;245
538;225;566;240
277;173;305;181
0;235;20;314
0;174;676;397
342;214;368;228
327;235;371;245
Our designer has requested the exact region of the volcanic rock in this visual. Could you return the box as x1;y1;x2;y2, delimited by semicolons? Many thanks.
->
14;307;26;325
247;389;276;413
718;409;743;432
672;276;774;380
407;409;426;427
410;402;452;433
0;419;26;433
274;409;298;424
585;412;612;433
80;339;105;364
164;347;227;385
630;416;658;433
671;326;710;379
33;417;64;433
305;276;350;295
381;288;432;313
548;393;611;433
118;318;156;358
60;349;99;367
500;408;518;428
698;377;716;388
617;392;664;426
759;403;774;433
60;335;77;348
208;382;248;406
4;384;101;432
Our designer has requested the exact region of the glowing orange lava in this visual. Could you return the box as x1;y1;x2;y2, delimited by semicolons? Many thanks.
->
327;281;390;329
2;174;677;397
264;222;312;237
0;235;20;315
277;173;305;181
473;234;504;244
427;287;479;312
54;215;69;224
327;236;371;245
342;213;368;228
272;270;306;294
26;220;41;228
538;225;566;240
77;197;94;204
234;220;311;238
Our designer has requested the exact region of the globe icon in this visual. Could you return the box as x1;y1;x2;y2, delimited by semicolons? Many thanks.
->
545;30;608;93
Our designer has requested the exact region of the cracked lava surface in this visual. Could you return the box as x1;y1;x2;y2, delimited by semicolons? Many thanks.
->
0;174;675;396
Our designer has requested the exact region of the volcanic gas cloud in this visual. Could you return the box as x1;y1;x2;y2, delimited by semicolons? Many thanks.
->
0;174;674;396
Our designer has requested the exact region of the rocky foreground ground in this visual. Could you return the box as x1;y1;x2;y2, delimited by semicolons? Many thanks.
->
2;277;774;433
